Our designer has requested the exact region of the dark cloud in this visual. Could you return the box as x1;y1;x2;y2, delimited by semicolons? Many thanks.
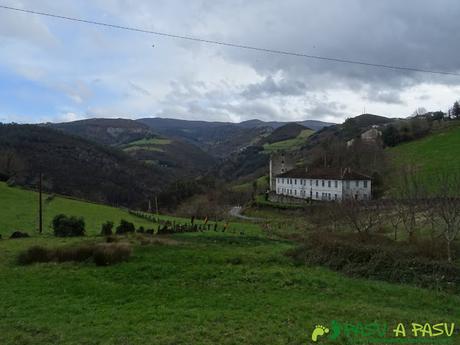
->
241;76;307;99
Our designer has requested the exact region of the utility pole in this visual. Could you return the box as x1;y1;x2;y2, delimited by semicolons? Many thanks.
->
38;172;43;234
155;196;160;222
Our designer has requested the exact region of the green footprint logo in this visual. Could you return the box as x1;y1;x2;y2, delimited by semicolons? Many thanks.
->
311;325;330;342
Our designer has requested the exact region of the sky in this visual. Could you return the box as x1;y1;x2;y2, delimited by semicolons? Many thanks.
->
0;0;460;124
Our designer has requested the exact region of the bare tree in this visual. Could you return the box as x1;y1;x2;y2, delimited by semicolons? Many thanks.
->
393;164;425;242
340;200;383;235
433;173;460;262
388;200;403;241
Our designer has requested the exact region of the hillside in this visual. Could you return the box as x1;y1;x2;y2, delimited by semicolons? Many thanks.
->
49;118;216;175
138;117;272;157
238;119;334;131
389;123;460;180
47;118;154;146
0;124;169;207
0;182;156;237
261;123;309;144
1;182;458;344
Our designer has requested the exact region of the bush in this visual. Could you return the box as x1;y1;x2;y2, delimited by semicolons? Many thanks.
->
287;232;460;292
100;221;114;236
52;214;85;237
17;242;132;266
115;219;135;235
54;245;94;263
93;243;132;266
10;231;30;239
17;246;52;265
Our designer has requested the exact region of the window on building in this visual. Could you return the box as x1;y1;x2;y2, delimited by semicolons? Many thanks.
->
364;180;368;188
310;179;312;186
294;190;297;195
315;180;319;186
316;192;319;198
334;194;338;200
294;179;297;185
328;193;331;200
335;181;338;188
322;180;325;187
328;180;331;188
356;181;359;187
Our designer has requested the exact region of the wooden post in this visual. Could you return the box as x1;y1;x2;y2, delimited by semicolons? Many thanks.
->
38;172;43;234
155;196;159;222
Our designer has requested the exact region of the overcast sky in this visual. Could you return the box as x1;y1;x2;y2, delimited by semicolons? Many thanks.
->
1;0;460;124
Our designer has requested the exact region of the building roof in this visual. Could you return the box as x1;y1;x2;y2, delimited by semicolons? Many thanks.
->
276;167;371;180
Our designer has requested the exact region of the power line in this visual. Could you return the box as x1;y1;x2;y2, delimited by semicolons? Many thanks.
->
1;4;460;77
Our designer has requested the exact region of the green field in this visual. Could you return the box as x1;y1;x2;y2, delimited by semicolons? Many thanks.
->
0;183;459;344
121;138;172;153
389;124;460;179
0;183;259;238
263;129;313;153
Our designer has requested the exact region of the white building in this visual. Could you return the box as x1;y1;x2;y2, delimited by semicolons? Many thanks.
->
275;167;372;201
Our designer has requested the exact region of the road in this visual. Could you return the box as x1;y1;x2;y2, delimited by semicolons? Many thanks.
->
229;206;265;222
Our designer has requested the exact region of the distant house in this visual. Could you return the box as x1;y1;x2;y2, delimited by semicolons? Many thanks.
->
275;167;372;201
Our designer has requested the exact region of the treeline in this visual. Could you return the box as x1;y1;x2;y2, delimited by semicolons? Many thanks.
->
382;100;460;147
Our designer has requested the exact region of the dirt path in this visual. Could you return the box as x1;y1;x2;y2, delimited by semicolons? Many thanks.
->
229;206;265;222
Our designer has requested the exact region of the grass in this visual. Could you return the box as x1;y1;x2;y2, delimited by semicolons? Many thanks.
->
1;234;459;345
232;176;269;193
124;138;172;147
389;123;460;181
123;146;165;152
1;184;459;344
121;138;172;153
0;183;259;238
263;129;313;153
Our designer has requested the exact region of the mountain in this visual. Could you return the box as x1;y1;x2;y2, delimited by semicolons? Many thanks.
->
261;123;310;144
48;118;153;146
48;118;216;176
237;119;334;131
0;124;170;207
137;117;333;157
137;117;272;157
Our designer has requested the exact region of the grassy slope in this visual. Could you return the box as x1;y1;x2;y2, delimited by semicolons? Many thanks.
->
389;123;460;179
0;184;459;344
0;183;259;237
1;235;459;345
263;129;313;153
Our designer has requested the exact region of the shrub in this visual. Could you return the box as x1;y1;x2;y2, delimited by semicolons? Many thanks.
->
17;246;52;265
52;214;85;237
54;245;94;263
137;226;145;234
100;221;114;236
115;219;135;235
17;243;132;266
93;243;132;266
287;232;460;292
10;231;30;239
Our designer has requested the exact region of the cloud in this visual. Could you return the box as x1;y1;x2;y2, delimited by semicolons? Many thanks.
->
241;75;307;99
0;0;459;124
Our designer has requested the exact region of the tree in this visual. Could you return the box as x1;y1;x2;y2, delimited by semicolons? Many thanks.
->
433;173;460;262
393;165;425;242
452;101;460;119
340;200;383;236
